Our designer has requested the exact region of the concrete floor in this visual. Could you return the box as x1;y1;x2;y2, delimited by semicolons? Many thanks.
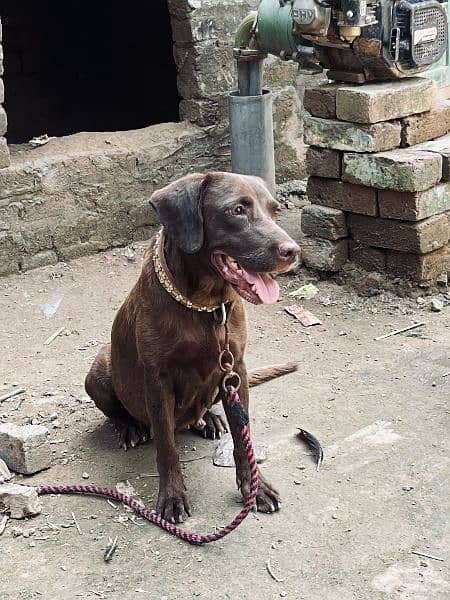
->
0;245;449;600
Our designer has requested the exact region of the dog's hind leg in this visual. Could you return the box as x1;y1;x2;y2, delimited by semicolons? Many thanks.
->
85;343;150;449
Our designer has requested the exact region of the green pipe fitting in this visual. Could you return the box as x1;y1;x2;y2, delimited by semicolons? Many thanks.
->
255;0;298;58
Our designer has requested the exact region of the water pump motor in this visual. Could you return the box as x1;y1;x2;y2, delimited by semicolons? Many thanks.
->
236;0;448;82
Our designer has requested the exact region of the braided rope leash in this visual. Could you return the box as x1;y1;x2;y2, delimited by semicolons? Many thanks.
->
34;385;258;546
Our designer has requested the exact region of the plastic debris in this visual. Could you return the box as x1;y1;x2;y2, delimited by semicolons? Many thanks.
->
284;305;322;327
213;437;269;467
288;283;319;299
29;134;55;147
39;297;62;318
125;247;136;263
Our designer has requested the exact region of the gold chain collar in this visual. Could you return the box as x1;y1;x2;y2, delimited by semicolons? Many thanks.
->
152;229;224;314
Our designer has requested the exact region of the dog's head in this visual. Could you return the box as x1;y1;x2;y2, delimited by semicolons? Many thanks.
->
150;172;300;305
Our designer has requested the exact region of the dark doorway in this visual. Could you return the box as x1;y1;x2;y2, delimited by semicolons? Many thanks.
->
0;1;179;143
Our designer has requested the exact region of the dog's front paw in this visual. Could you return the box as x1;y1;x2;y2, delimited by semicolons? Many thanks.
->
194;409;228;439
156;482;191;524
237;467;281;513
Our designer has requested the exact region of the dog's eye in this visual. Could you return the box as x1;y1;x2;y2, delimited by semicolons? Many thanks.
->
232;205;245;216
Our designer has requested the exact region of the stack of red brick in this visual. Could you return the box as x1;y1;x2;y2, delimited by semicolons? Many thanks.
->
302;77;450;284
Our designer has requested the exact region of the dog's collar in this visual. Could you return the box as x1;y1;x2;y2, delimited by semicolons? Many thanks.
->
152;228;228;317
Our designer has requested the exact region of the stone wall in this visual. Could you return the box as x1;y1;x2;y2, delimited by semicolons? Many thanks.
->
168;0;304;179
302;78;450;286
0;124;232;276
0;1;306;276
0;18;11;168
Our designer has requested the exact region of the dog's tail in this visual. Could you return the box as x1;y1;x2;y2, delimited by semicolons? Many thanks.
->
248;362;298;388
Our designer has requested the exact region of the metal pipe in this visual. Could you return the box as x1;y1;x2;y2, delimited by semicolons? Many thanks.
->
228;89;276;196
248;59;264;96
237;61;251;96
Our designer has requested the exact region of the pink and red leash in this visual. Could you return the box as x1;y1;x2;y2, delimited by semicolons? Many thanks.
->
34;385;258;545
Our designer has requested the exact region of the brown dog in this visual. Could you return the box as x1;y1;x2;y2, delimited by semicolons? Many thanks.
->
85;172;300;523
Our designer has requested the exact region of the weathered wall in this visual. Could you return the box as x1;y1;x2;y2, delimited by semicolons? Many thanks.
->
0;1;307;276
0;124;231;275
168;0;305;180
0;18;11;168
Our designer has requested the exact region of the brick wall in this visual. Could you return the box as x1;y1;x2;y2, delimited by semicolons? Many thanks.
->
302;78;450;285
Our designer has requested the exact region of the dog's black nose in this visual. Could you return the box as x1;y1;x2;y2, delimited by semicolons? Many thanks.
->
277;241;300;262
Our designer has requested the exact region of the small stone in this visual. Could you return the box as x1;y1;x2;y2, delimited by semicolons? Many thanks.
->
420;561;429;567
0;483;42;519
0;457;12;483
436;273;448;286
22;527;35;538
430;298;444;312
280;592;287;598
52;420;61;429
11;526;23;537
0;423;51;474
125;246;136;262
402;486;414;492
293;480;301;485
82;472;90;479
49;413;58;421
331;514;339;519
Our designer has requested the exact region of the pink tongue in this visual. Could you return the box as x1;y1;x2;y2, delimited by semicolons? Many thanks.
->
242;270;280;304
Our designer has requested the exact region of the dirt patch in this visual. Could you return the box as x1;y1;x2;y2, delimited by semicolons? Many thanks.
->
0;244;449;599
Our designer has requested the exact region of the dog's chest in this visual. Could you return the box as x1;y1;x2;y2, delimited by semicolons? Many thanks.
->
167;332;236;430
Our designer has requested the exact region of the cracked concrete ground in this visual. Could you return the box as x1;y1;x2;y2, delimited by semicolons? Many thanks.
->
0;244;449;600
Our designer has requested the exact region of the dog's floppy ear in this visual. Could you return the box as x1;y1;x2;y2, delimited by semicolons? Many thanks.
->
150;173;208;254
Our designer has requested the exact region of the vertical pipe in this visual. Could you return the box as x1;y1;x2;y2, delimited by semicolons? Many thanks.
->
237;61;250;96
248;59;263;96
228;89;276;196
